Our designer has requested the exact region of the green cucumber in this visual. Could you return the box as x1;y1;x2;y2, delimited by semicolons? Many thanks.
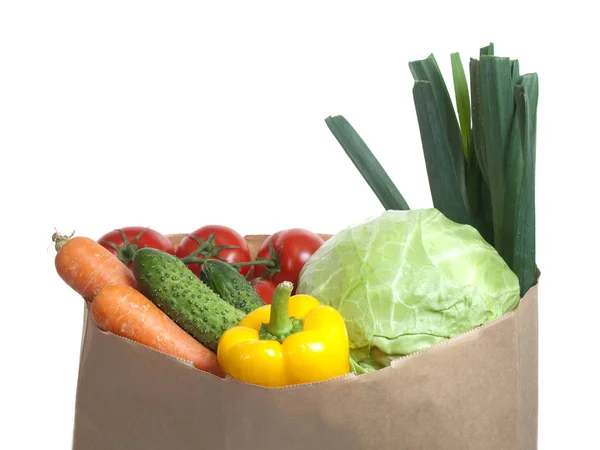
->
132;248;244;351
200;259;264;314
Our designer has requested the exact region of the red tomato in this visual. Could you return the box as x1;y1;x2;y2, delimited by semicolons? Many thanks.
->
252;228;324;288
98;226;175;269
175;225;251;277
250;278;277;305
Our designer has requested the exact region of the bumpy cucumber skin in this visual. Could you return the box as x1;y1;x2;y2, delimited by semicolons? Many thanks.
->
132;248;244;351
200;259;265;314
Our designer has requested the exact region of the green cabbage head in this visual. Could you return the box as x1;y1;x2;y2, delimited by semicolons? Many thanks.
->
297;208;520;372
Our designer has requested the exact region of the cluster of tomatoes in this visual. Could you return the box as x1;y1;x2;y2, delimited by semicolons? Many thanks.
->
97;225;325;304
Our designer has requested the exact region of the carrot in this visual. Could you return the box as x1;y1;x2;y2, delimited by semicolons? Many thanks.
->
53;232;137;302
91;284;224;377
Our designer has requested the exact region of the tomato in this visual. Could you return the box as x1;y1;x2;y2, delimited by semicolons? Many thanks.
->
250;278;278;305
252;228;324;288
175;225;251;277
98;226;175;269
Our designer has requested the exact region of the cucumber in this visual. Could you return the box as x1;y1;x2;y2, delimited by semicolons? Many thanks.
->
200;259;264;314
132;248;244;351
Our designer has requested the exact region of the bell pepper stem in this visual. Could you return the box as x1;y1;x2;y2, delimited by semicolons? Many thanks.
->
267;281;294;338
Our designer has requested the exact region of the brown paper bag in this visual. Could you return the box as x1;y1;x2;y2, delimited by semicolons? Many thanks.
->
72;235;538;450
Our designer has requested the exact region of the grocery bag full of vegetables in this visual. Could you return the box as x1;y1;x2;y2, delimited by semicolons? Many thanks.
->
55;43;539;450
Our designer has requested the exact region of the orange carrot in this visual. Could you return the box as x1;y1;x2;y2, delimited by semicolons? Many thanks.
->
91;284;224;377
53;232;137;302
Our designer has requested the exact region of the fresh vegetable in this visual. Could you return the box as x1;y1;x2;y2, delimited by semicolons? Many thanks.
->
250;278;277;304
218;281;349;387
53;232;137;302
98;226;175;269
325;43;537;297
297;209;520;372
250;229;324;287
176;225;252;277
91;284;224;377
325;116;410;211
200;259;263;314
132;248;245;351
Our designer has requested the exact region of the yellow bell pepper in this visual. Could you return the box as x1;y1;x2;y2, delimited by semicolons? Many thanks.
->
217;281;349;387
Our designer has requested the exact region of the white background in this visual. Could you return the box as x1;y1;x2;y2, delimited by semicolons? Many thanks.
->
1;1;598;448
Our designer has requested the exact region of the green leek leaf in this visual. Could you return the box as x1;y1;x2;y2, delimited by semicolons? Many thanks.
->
469;43;494;189
467;141;494;246
412;81;469;225
511;59;521;86
450;52;471;161
480;42;494;57
409;55;469;225
409;55;467;217
469;57;490;187
479;55;515;253
325;115;410;211
476;168;495;246
501;114;524;269
513;74;538;295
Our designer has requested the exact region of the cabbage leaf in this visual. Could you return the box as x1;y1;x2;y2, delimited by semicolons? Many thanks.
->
298;209;520;371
